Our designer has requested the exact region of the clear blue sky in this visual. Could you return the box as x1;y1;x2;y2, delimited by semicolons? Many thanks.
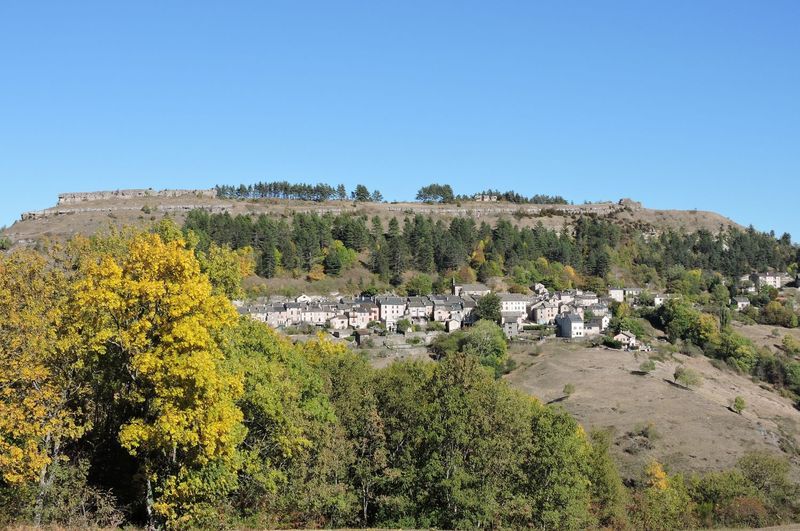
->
1;1;798;238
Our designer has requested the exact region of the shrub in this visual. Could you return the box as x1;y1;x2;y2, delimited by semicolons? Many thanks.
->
603;337;623;349
563;383;576;396
639;359;656;374
782;334;800;356
426;321;445;332
674;366;703;388
633;422;660;441
732;396;745;414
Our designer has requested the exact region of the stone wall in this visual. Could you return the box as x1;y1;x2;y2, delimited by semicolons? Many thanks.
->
21;203;232;221
57;188;216;205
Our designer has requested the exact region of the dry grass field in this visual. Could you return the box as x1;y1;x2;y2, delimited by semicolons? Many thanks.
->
503;340;800;481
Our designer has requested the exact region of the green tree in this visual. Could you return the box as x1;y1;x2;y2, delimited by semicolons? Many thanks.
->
460;320;508;377
405;273;433;296
475;292;501;323
352;184;371;202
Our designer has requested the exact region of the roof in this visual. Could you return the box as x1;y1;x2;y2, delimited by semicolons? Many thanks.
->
498;293;529;302
457;283;489;291
377;297;405;305
559;313;583;324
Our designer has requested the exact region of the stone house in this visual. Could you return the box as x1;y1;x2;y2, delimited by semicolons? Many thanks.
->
453;282;491;297
531;301;559;325
377;296;406;330
499;293;529;314
556;313;584;339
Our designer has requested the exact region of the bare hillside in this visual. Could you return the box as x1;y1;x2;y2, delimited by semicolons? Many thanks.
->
504;341;800;481
2;189;741;246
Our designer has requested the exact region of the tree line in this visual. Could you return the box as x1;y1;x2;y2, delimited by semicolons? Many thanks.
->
183;208;797;296
470;188;569;204
213;180;576;205
215;181;384;202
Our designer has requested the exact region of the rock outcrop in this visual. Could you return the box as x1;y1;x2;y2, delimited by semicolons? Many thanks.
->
57;188;216;205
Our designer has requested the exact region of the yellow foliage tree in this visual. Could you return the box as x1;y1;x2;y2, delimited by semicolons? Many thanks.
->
0;250;88;523
645;460;669;491
66;233;245;527
0;251;82;484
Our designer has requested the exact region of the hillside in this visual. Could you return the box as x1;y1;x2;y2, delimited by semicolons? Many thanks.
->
504;341;800;481
2;188;742;246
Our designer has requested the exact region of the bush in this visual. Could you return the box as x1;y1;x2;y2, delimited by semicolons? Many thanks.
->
732;396;745;414
0;236;11;250
782;334;800;356
426;321;445;332
639;359;656;374
563;383;576;396
674;366;703;388
632;422;661;441
603;337;623;349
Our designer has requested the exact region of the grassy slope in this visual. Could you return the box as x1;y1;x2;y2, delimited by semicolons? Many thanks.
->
503;340;800;481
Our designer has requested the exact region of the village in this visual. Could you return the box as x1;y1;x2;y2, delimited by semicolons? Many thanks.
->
237;270;799;353
238;281;656;350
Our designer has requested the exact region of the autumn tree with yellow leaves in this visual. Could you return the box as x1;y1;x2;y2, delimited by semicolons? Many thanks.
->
65;233;246;527
0;250;88;524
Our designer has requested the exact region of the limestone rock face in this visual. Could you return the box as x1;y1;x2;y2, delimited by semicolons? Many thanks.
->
57;189;216;205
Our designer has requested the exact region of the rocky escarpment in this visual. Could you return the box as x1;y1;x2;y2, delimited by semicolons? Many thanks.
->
56;188;216;205
4;190;739;248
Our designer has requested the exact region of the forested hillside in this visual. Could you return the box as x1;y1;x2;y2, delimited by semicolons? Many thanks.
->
1;222;799;529
182;208;797;292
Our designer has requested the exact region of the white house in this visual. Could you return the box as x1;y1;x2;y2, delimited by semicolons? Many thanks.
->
328;316;349;330
347;307;371;329
575;293;599;307
499;293;529;314
734;296;751;311
301;305;334;325
613;331;638;349
609;288;625;303
750;272;792;290
407;297;432;320
377;297;406;330
285;302;305;324
556;313;584;339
